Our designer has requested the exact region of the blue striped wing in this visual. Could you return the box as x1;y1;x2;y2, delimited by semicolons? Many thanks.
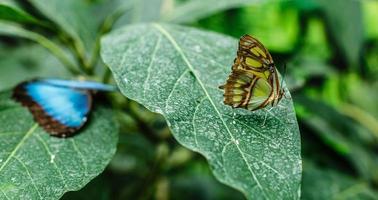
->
25;82;91;128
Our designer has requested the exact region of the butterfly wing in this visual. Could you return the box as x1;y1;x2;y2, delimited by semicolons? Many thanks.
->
220;69;256;108
234;35;274;80
246;77;274;111
238;35;273;69
13;80;92;137
220;34;284;111
40;78;116;91
220;69;273;110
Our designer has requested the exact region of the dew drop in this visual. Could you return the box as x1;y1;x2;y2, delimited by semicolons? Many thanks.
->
50;154;56;163
123;77;128;84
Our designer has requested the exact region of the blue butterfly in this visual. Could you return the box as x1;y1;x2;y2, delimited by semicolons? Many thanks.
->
12;78;116;137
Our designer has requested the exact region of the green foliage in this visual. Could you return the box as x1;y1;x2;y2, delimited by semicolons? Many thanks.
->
28;0;97;58
0;21;79;74
0;44;70;90
0;0;377;199
302;162;378;200
0;0;39;24
318;0;364;69
101;23;301;199
163;0;285;23
0;90;118;199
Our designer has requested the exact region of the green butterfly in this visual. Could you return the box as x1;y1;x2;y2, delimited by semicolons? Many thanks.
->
219;34;284;111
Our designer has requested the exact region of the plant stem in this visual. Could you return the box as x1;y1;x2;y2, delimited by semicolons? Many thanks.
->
90;4;133;67
127;101;161;143
102;67;112;83
136;142;169;200
0;22;81;75
34;35;81;75
71;40;93;75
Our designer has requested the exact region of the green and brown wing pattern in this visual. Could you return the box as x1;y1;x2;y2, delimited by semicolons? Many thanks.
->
219;69;274;111
219;34;284;111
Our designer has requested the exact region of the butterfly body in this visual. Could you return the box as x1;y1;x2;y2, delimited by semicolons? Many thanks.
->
219;34;284;111
13;79;115;137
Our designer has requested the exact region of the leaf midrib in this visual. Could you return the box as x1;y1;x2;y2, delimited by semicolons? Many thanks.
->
0;123;38;172
152;23;268;199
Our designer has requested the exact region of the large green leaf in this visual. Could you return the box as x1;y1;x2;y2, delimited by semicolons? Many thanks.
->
101;23;301;199
0;90;118;199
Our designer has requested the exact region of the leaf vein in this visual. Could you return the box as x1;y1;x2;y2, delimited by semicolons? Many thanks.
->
0;188;10;200
13;156;43;199
70;140;88;177
0;123;38;173
164;69;190;113
153;23;269;199
143;35;162;97
223;114;278;146
35;134;68;190
192;96;208;149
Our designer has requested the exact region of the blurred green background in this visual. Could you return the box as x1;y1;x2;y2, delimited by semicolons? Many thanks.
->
1;0;378;199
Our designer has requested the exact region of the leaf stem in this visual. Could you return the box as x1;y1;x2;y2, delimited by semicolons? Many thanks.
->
127;101;161;143
34;35;81;75
102;67;112;83
89;5;132;75
71;40;93;75
136;142;169;200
